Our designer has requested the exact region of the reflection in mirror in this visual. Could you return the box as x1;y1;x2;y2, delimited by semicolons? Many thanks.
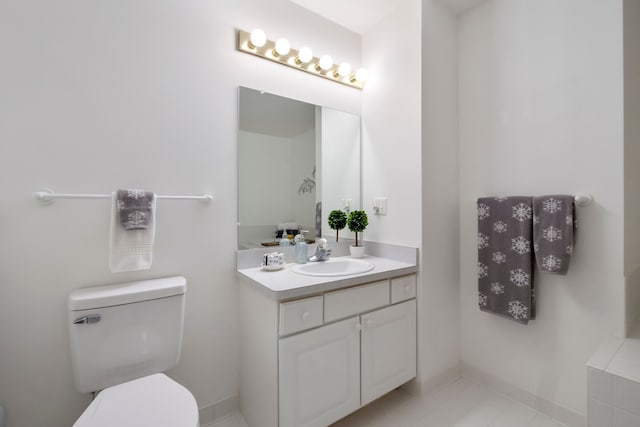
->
237;87;361;250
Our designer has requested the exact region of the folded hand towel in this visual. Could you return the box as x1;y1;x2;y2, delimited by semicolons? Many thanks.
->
477;196;535;324
116;189;154;230
533;195;574;275
110;191;156;273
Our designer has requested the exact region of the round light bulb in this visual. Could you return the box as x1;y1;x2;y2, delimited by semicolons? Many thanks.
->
249;29;267;48
338;62;352;77
274;38;290;56
318;55;333;71
297;47;313;64
355;68;369;83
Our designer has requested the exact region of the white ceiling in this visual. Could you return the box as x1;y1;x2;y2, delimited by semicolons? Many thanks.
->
290;0;404;35
289;0;486;34
239;88;315;138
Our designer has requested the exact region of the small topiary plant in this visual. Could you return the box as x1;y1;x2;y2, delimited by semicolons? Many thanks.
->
347;210;368;247
328;210;348;242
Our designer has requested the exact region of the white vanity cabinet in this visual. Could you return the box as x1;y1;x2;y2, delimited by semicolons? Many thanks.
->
239;272;417;427
361;300;416;406
279;316;361;427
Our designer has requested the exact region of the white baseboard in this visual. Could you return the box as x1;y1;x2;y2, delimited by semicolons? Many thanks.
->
461;363;585;427
419;363;463;395
199;365;585;426
199;395;239;426
398;363;462;398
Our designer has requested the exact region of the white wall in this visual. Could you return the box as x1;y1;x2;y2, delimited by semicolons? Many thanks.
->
0;0;361;425
239;131;293;226
320;107;361;241
238;129;315;231
458;0;624;417
291;129;316;230
624;0;640;331
420;0;461;391
361;0;422;248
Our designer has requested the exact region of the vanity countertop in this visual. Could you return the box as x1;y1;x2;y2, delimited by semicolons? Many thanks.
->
237;255;418;301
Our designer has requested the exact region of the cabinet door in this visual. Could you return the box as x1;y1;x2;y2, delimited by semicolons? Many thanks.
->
279;316;360;427
361;299;416;405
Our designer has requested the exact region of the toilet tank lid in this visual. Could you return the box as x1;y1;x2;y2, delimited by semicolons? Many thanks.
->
69;276;186;311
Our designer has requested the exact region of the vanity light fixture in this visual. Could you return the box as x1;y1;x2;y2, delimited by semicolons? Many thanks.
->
352;68;369;84
335;62;351;79
316;55;333;72
273;38;290;57
296;47;313;64
237;29;366;90
248;28;267;49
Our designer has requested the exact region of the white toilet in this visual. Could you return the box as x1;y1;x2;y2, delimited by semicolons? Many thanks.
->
68;276;199;427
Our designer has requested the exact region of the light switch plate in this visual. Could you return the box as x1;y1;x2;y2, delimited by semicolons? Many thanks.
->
373;198;387;215
342;199;352;214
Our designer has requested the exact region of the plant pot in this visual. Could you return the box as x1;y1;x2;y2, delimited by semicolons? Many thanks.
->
349;245;365;258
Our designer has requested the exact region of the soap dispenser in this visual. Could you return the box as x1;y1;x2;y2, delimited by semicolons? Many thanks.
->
295;230;308;263
279;230;291;246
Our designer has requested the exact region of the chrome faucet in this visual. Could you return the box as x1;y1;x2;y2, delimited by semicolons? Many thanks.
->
308;238;332;262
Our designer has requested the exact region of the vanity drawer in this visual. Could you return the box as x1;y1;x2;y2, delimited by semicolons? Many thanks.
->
391;274;416;304
324;281;390;322
279;295;323;336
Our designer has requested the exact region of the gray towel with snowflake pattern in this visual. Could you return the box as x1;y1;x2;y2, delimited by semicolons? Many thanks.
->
533;195;574;275
477;197;535;324
116;189;155;231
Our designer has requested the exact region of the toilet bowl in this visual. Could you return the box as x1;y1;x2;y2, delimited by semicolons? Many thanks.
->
73;374;198;427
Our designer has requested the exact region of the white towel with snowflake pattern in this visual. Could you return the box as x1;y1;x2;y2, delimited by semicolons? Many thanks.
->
533;195;574;275
477;196;535;324
109;191;156;273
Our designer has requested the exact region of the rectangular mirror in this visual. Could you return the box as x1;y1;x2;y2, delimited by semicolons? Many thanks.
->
238;87;361;250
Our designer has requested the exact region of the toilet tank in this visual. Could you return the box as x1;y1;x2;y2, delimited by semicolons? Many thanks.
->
68;276;187;393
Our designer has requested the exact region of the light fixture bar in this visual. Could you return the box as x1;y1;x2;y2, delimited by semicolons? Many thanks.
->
237;30;365;90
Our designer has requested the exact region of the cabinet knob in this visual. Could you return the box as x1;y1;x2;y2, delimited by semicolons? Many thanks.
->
355;323;362;331
404;284;410;293
366;319;373;328
302;312;310;321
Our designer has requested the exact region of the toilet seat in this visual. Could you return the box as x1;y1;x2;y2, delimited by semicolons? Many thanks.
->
73;373;199;427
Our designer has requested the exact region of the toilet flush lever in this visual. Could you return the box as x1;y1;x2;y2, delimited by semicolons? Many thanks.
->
73;314;101;325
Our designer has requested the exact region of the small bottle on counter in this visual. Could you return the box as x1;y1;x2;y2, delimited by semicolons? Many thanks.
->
279;230;291;246
294;230;309;263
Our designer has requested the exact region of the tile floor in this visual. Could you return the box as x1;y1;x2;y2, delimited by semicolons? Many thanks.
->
209;377;567;427
206;412;248;427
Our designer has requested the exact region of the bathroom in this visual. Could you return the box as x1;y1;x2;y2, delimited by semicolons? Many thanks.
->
0;0;638;426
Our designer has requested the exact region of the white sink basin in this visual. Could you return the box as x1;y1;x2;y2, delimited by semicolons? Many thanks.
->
292;258;374;277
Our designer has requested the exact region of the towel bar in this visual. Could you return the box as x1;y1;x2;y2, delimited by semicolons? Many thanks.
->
34;190;213;205
474;194;593;207
573;193;593;207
